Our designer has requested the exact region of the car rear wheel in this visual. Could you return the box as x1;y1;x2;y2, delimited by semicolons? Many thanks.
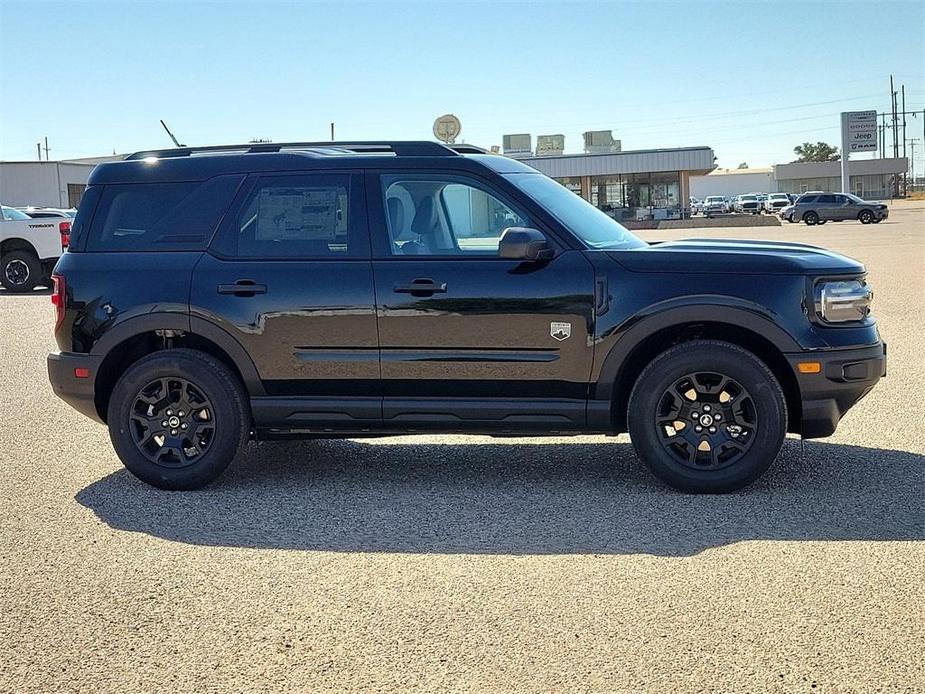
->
107;348;251;490
0;250;41;292
803;211;819;225
627;340;786;493
858;210;874;224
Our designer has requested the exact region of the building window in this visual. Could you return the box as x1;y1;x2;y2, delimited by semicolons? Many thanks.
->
554;177;583;196
67;183;87;208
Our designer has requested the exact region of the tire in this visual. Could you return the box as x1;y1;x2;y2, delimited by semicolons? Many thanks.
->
803;211;819;225
107;348;251;490
627;340;787;493
858;210;874;224
0;250;41;292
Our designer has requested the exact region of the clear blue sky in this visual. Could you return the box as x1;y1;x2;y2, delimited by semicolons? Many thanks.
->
1;0;923;170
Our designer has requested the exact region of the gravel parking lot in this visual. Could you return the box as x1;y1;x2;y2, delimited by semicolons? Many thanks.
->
1;207;923;692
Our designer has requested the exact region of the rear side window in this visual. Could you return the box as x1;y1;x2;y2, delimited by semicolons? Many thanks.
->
817;194;836;204
85;176;242;251
798;195;818;203
221;173;365;259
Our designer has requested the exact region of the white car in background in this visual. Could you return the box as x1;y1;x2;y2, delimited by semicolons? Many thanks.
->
0;204;70;292
702;196;728;216
17;207;77;219
763;193;791;214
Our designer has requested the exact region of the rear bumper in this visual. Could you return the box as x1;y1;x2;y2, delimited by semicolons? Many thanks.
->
47;351;104;423
789;342;886;439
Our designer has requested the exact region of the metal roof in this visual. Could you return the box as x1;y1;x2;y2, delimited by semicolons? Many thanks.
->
773;157;908;180
515;146;716;178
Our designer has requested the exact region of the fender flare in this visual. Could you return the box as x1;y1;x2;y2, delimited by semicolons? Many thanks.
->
90;311;264;396
594;300;801;405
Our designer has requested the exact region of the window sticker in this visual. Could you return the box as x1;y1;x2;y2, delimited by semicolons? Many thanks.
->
256;187;339;241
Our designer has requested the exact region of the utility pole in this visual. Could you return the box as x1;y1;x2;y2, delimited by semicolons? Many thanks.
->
43;136;50;161
330;122;335;141
901;85;907;195
907;138;921;191
36;143;42;161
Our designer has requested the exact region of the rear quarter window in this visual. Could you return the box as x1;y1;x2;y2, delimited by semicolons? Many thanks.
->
85;176;242;251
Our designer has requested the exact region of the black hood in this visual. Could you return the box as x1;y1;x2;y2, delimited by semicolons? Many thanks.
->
608;238;865;275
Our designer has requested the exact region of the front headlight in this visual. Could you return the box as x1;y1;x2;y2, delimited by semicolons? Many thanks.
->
814;279;873;323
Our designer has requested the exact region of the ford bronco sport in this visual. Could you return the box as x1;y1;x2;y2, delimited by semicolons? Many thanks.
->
47;141;886;493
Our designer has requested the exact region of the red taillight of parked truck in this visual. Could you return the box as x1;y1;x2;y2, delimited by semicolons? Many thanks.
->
58;221;71;250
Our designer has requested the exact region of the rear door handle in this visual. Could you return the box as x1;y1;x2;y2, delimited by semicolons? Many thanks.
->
394;279;447;295
218;280;267;296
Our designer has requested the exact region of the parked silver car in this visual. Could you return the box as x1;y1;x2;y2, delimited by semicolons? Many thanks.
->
782;192;889;225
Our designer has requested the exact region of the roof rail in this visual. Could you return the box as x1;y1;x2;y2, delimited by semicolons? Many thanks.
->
125;141;458;161
449;144;488;154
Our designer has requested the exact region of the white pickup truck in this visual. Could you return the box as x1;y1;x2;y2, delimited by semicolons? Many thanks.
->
1;204;69;292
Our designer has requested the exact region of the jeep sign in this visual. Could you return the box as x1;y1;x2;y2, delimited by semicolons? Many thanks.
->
842;110;878;153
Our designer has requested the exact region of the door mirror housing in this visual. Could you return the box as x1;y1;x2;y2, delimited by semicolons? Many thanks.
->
498;227;555;262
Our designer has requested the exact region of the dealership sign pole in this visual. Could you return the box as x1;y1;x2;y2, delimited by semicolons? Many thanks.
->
840;110;878;193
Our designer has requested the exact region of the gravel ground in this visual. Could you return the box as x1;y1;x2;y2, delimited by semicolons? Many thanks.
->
1;209;923;692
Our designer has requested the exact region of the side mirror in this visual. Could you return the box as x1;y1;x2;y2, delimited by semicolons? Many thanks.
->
498;227;555;262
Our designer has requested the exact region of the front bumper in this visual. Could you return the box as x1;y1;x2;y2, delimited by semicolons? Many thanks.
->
48;351;104;423
788;341;886;438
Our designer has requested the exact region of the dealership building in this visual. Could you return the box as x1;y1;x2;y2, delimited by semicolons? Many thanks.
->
516;146;717;221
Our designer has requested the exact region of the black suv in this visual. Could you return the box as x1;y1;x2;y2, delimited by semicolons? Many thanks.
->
47;141;886;493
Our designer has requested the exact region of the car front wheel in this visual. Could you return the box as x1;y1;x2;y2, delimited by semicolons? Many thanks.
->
627;340;787;493
858;210;874;224
803;211;819;225
107;348;251;490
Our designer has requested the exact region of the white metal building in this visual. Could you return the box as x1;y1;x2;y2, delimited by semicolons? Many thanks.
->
691;158;908;200
0;161;96;208
0;155;126;209
690;168;775;198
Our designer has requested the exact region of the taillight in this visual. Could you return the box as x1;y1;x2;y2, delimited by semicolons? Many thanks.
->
51;274;66;331
58;221;71;250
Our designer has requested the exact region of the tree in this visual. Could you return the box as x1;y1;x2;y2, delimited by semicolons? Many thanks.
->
793;142;840;162
737;162;748;169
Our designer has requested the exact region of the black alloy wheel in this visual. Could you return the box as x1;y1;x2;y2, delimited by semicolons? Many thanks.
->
654;371;757;470
858;210;874;224
803;211;819;225
129;376;216;467
627;340;786;493
108;348;250;490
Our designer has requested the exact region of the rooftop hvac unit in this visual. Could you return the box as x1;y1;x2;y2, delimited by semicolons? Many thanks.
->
503;133;533;157
536;134;565;157
583;130;621;154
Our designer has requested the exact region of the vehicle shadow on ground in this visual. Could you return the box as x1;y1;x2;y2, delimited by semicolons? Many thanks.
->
75;438;924;556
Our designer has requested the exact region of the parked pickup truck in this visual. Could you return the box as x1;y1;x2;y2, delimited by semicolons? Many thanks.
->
1;204;70;291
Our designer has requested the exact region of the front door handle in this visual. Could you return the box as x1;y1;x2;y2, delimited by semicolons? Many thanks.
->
218;280;267;296
394;278;448;295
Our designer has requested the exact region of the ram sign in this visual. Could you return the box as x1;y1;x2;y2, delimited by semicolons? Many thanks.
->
842;110;878;153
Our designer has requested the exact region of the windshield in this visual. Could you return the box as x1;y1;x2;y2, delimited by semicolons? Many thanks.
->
845;193;865;203
502;173;645;250
770;194;788;200
741;195;757;201
705;196;724;203
1;206;31;221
